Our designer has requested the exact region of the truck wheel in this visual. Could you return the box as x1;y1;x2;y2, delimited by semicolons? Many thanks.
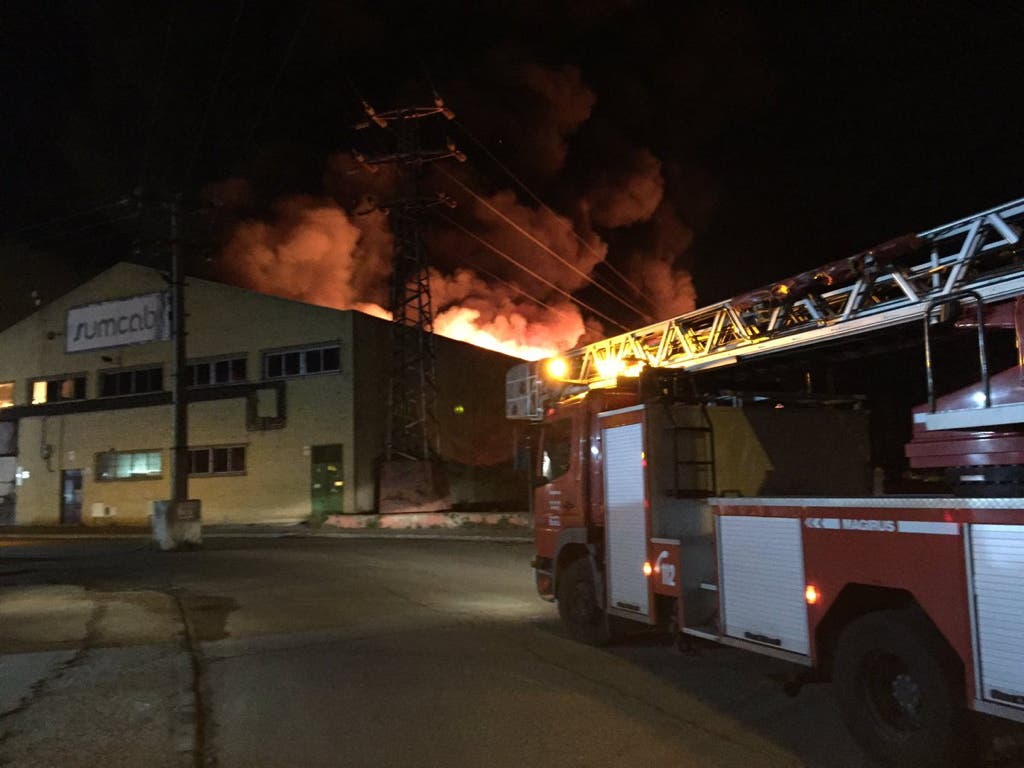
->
556;558;611;646
833;609;971;768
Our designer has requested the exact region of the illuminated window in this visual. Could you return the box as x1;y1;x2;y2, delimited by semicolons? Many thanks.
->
0;382;14;408
264;344;340;379
187;356;247;387
99;366;163;397
95;450;162;481
30;375;86;404
188;445;246;476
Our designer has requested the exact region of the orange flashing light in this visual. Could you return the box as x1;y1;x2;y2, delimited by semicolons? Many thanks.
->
643;562;653;577
544;357;569;381
805;584;821;605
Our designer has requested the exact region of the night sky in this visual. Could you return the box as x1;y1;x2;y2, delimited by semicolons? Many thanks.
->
3;1;1023;351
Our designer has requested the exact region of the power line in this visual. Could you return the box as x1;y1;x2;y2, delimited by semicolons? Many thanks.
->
452;117;660;315
243;1;313;154
0;199;134;243
430;212;569;317
434;164;653;324
182;0;247;191
435;210;631;333
15;211;143;245
138;4;177;191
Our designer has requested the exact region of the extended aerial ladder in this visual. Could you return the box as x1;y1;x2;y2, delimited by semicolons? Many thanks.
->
507;196;1024;421
509;196;1024;767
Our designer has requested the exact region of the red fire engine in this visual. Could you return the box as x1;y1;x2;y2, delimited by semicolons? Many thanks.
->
506;197;1024;767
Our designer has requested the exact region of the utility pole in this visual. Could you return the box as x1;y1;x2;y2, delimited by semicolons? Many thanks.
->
354;95;464;462
138;190;201;549
169;194;189;505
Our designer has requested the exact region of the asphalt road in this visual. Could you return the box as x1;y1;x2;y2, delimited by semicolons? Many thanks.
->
1;536;881;767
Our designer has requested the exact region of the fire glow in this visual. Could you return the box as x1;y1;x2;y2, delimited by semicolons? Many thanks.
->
210;60;698;362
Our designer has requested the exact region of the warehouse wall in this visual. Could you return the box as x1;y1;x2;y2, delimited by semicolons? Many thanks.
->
0;263;359;525
350;312;525;512
0;261;524;524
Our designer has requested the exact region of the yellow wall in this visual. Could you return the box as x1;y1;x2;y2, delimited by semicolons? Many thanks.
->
0;261;523;524
0;263;357;525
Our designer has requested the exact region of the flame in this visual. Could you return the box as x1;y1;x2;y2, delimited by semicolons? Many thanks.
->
214;130;699;364
346;303;561;360
434;306;561;360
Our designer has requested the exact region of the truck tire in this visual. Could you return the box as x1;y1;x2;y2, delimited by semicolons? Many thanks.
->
833;609;971;768
556;558;611;646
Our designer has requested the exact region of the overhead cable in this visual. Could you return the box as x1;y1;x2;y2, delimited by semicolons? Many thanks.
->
435;210;630;333
0;199;134;243
182;0;247;190
430;212;568;316
434;165;652;324
243;1;313;153
452;117;659;315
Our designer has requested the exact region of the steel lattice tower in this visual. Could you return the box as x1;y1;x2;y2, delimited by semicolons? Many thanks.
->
355;98;464;461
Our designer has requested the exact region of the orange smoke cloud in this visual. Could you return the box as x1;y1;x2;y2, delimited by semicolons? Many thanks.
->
585;148;665;229
453;186;608;295
216;195;582;360
218;195;392;310
515;62;597;174
212;56;700;360
430;267;587;358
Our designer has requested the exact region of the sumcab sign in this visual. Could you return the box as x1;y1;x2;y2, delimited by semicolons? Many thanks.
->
66;292;171;353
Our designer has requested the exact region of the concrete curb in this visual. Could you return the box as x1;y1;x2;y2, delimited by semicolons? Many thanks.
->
321;511;531;531
0;530;532;543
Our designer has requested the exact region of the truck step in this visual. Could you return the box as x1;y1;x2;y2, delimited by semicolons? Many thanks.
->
667;490;714;499
682;626;719;641
699;582;718;592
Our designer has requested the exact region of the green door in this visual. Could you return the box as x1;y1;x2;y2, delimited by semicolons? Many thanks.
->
311;444;343;516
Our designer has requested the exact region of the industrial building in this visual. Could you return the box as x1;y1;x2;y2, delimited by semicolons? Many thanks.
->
0;262;521;526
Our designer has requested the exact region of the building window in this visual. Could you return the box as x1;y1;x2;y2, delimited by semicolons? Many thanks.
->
189;445;246;476
264;344;340;380
99;366;163;398
96;450;162;481
187;356;247;387
0;382;13;408
31;375;86;404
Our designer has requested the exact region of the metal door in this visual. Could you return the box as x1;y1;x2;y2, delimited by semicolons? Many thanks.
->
60;470;83;525
719;515;809;655
311;444;343;516
0;422;17;525
603;421;649;618
970;524;1024;709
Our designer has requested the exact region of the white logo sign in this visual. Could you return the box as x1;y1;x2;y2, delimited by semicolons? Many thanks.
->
805;517;896;533
66;292;170;352
655;550;676;587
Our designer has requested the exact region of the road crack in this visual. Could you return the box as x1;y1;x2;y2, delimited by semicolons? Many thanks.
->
169;590;217;768
0;600;105;743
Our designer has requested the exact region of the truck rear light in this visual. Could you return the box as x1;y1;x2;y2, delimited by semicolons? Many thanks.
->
643;561;653;577
805;584;821;605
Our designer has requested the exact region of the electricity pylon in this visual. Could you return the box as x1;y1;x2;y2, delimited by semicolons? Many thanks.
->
355;95;465;461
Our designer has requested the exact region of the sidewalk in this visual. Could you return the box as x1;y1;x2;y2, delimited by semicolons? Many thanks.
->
0;514;534;542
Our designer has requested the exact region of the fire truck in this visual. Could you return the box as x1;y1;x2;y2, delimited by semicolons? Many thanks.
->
505;197;1024;767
